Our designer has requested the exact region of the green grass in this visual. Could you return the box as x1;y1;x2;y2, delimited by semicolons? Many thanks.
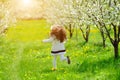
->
6;20;50;42
0;20;120;80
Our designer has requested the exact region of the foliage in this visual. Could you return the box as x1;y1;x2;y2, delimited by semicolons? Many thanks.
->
0;1;16;34
44;0;77;38
0;20;120;80
78;0;120;58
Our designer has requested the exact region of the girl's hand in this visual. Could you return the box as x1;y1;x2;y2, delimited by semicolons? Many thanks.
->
42;40;46;42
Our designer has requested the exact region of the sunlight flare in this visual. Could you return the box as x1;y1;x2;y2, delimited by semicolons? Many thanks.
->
22;0;33;7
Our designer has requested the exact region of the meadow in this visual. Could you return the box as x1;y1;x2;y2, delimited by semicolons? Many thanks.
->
0;20;120;80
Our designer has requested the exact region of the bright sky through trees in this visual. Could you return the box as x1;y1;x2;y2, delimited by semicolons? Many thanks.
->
22;0;33;7
7;0;44;19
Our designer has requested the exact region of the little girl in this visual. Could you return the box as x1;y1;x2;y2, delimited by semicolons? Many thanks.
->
43;25;70;70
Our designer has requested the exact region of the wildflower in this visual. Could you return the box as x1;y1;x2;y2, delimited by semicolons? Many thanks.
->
51;68;57;71
57;77;60;80
64;71;67;74
60;68;64;70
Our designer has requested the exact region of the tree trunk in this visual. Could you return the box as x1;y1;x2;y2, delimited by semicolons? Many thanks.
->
70;32;73;38
85;25;90;43
69;24;73;38
113;41;119;59
80;25;90;43
85;37;88;43
103;38;106;48
98;27;106;48
101;32;106;48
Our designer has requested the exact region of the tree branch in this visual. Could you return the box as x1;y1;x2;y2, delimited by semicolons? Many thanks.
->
80;27;86;40
91;13;114;45
109;0;112;7
113;0;117;5
111;23;117;41
104;23;114;45
86;25;90;38
118;24;120;42
87;13;100;30
72;23;75;32
0;27;7;34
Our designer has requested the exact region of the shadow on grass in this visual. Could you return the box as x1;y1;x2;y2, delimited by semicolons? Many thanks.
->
41;68;53;73
73;57;120;73
41;67;67;73
75;42;87;48
93;42;105;47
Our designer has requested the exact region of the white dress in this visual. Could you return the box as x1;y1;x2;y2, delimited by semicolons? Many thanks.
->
43;36;66;55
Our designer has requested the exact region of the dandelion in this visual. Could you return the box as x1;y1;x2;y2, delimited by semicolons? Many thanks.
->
24;72;28;77
30;49;33;52
57;77;60;80
64;71;67;74
0;71;3;74
51;68;56;71
46;56;50;60
47;48;50;50
60;68;64;70
0;55;4;60
33;49;37;53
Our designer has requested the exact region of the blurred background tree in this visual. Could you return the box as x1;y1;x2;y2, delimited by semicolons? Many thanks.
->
0;0;16;34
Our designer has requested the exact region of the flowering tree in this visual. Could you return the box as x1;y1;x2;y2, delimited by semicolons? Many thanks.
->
73;0;108;46
44;0;91;41
79;0;120;58
0;2;8;34
0;1;16;34
71;0;91;42
44;0;76;38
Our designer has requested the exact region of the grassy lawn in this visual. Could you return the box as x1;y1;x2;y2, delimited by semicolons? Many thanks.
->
0;20;120;80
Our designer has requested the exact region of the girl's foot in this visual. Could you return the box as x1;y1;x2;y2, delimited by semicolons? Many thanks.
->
52;68;57;71
67;56;70;64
